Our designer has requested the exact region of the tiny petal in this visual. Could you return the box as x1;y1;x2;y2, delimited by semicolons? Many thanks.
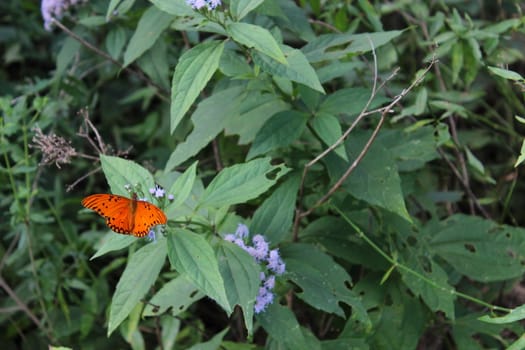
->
264;275;275;289
260;272;266;281
233;238;247;250
235;224;249;239
168;194;174;201
149;188;156;194
147;229;157;242
268;249;286;274
208;0;221;9
252;234;269;261
224;234;236;242
154;187;165;198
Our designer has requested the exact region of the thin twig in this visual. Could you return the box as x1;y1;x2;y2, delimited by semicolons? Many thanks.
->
0;277;52;341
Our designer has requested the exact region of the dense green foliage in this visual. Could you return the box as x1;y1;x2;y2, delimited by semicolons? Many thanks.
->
1;0;525;349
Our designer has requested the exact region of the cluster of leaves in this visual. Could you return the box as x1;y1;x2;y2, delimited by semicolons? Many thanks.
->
1;0;525;349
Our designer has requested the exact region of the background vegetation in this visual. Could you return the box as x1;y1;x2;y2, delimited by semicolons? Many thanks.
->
1;0;525;349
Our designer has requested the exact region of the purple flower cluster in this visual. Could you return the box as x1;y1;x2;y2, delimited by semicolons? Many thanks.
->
225;224;286;313
186;0;222;10
41;0;82;31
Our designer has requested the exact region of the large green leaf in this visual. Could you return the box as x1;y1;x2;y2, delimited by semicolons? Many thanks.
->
252;45;325;93
166;86;245;170
198;157;290;208
167;229;231;313
324;132;411;221
230;0;264;20
427;214;525;282
167;161;198;209
100;155;155;195
123;6;174;67
90;234;136;260
378;126;447;171
400;254;455;320
250;175;300;243
149;0;194;16
318;87;389;118
227;22;286;64
223;92;289;144
170;41;225;133
310;112;348;161
217;241;260;335
302;30;404;63
257;303;309;349
247;111;308;160
281;243;368;322
107;238;167;335
142;274;203;317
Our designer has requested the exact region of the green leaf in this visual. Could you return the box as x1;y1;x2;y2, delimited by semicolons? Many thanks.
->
247;111;307;160
479;304;525;324
123;6;174;67
325;132;411;221
149;0;195;16
170;41;225;133
90;234;136;260
227;22;286;64
55;37;81;78
142;274;204;317
252;45;325;93
319;87;389;118
100;155;155;195
250;175;300;243
167;161;198;209
378;126;445;171
302;30;404;63
137;38;170;91
106;0;134;20
107;239;167;335
224;92;290;144
311;112;348;161
488;66;525;81
187;328;229;350
230;0;264;20
105;26;127;60
166;86;245;170
217;241;260;335
427;214;525;282
400;254;456;319
257;303;309;349
167;229;231;313
198;157;290;208
281;243;368;322
514;140;525;167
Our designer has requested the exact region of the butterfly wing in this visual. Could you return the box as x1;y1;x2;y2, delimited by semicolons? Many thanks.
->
81;194;134;235
131;200;168;237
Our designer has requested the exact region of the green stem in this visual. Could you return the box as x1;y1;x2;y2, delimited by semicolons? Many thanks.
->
333;205;511;314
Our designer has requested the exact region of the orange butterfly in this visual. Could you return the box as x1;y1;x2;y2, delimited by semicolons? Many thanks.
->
81;193;167;237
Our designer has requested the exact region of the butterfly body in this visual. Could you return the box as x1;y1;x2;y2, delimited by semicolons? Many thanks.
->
82;193;167;237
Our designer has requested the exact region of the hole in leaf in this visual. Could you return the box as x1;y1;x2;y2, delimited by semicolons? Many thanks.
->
418;255;432;273
464;243;476;253
265;168;281;180
407;235;418;246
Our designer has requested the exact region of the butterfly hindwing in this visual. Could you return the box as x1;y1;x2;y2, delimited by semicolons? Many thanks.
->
132;200;168;237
